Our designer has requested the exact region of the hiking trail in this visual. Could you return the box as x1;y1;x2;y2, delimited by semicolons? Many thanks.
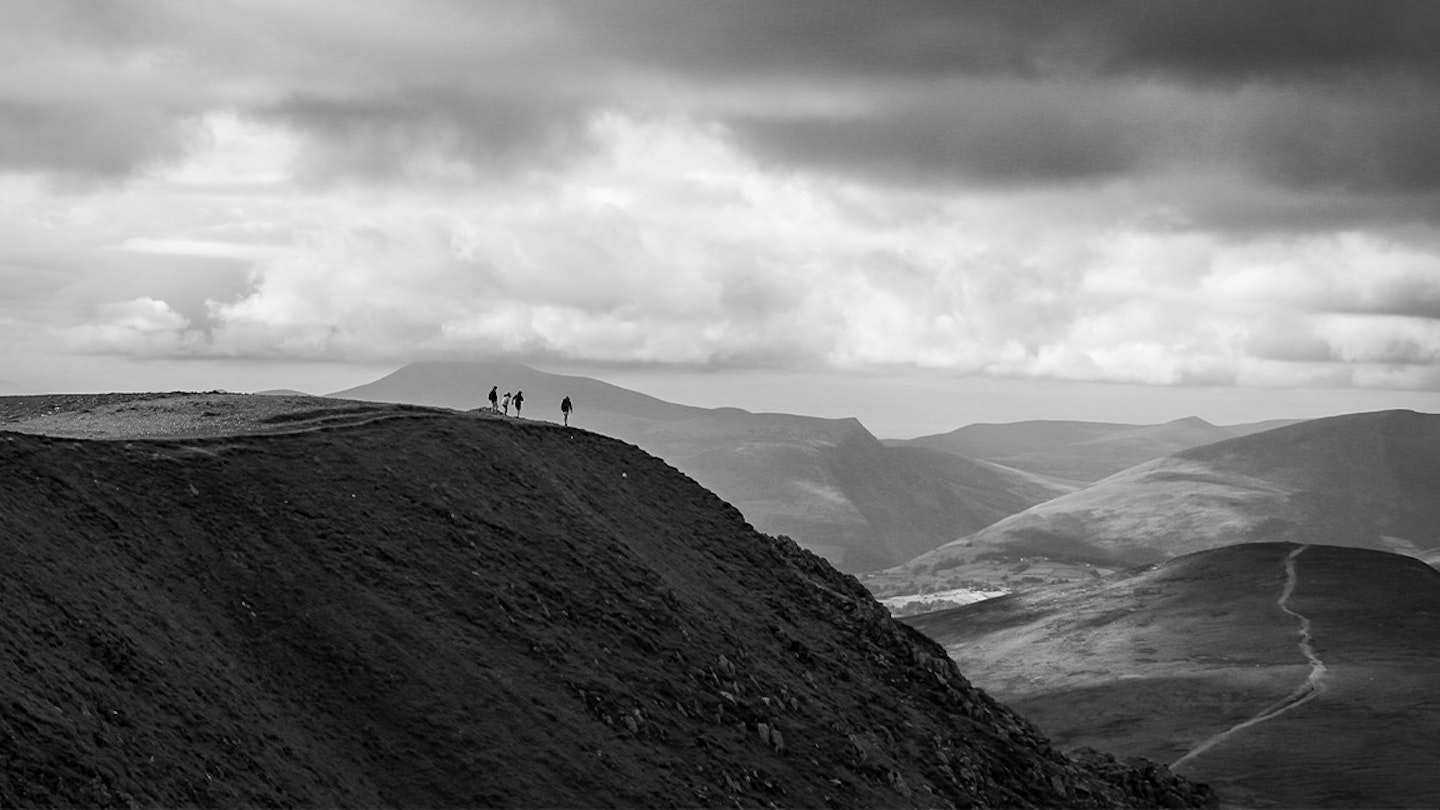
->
1171;544;1326;771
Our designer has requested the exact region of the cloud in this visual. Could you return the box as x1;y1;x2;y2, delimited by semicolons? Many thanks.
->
64;297;204;356
5;0;1440;210
256;90;594;181
16;107;1436;394
726;80;1148;187
1243;318;1338;364
7;2;1440;398
1062;2;1440;83
572;1;1440;85
0;0;593;178
566;2;1440;202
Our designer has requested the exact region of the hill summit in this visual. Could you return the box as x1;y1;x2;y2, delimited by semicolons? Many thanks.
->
0;394;1212;808
331;361;1064;572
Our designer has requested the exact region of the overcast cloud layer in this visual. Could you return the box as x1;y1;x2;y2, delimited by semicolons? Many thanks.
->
6;0;1440;400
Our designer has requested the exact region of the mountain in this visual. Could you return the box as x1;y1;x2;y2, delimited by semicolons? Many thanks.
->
895;410;1440;589
904;542;1440;808
0;394;1213;808
332;362;1063;571
899;416;1299;484
330;360;709;434
633;410;1064;572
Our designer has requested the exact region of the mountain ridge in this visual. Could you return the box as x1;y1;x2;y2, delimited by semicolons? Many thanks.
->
896;409;1440;588
900;416;1302;484
330;361;1065;571
0;394;1213;807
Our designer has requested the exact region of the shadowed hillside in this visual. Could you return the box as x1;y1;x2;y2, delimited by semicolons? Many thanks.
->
634;410;1062;572
0;395;1211;808
901;416;1296;484
333;362;1061;571
905;543;1440;808
895;410;1440;590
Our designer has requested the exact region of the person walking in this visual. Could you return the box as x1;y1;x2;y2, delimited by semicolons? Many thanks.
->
487;385;498;413
561;395;573;426
502;392;512;416
513;390;524;417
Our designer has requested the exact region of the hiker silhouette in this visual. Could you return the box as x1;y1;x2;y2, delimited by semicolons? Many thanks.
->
561;395;573;426
513;390;524;417
502;392;512;416
487;385;498;413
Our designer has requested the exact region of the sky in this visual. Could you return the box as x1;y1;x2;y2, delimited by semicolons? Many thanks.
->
5;1;1440;437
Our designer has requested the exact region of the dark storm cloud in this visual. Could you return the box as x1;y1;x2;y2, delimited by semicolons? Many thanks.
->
568;1;1440;197
1079;1;1440;83
9;1;1440;209
568;2;1044;80
724;83;1157;187
574;1;1440;84
257;89;594;179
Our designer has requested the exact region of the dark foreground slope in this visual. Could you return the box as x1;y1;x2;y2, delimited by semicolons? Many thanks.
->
906;543;1440;808
0;399;1211;808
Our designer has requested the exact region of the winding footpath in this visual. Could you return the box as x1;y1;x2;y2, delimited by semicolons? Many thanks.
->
1171;544;1327;771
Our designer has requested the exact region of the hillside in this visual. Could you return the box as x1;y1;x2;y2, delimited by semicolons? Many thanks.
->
905;543;1440;808
901;416;1297;484
0;393;1212;808
894;410;1440;591
332;362;1062;571
629;410;1063;572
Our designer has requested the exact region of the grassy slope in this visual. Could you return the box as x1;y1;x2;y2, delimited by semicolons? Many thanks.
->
906;543;1440;808
902;410;1440;583
0;405;1211;808
647;411;1065;571
902;417;1242;484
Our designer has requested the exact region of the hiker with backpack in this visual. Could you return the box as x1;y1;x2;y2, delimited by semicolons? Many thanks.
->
513;390;524;417
561;395;573;426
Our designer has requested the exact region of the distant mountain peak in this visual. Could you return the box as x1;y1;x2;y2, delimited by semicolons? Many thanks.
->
1165;415;1216;428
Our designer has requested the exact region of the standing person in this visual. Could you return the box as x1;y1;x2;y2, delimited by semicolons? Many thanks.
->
513;390;524;418
502;392;512;416
487;385;498;413
561;395;573;426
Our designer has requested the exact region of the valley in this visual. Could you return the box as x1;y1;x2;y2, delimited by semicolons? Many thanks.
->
906;543;1440;808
